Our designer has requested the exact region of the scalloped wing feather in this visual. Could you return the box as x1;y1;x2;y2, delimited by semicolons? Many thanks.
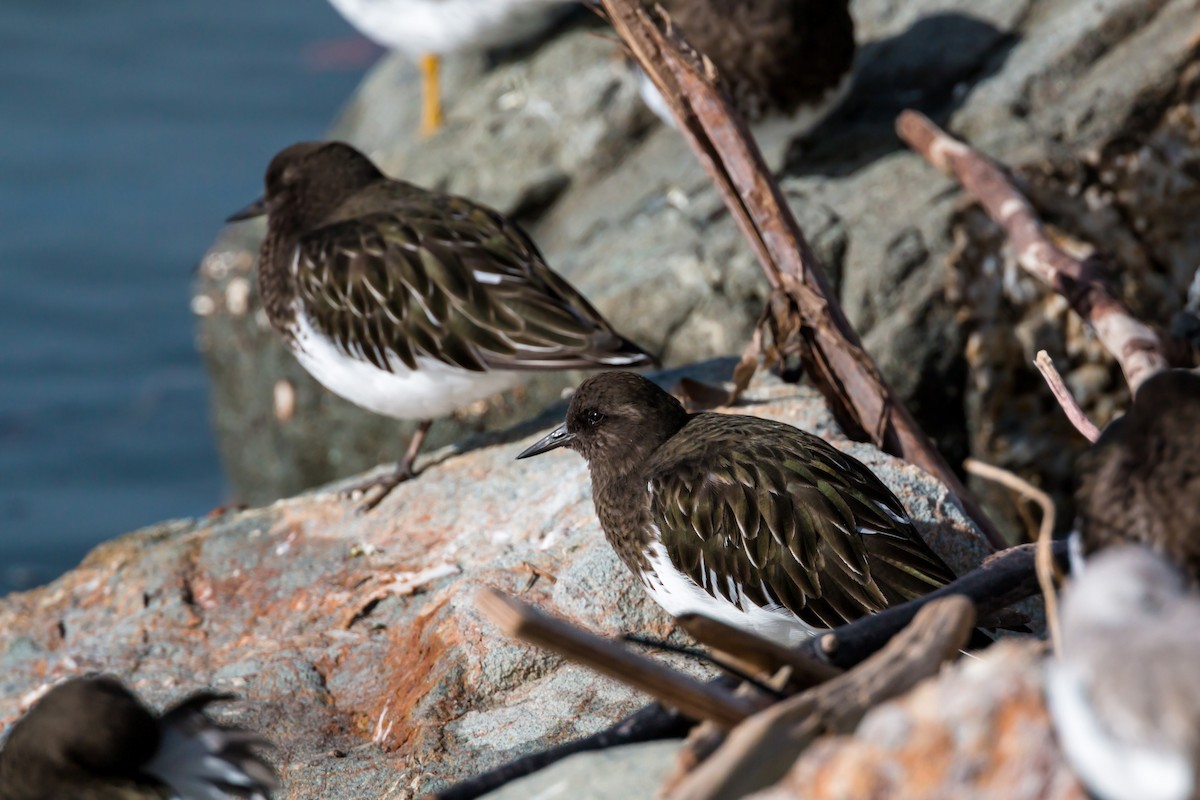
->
292;191;652;374
648;414;956;629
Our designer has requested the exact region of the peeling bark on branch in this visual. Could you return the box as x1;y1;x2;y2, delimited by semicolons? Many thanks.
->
897;110;1169;394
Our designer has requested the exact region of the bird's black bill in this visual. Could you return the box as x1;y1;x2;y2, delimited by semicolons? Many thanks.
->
226;196;268;223
516;424;575;459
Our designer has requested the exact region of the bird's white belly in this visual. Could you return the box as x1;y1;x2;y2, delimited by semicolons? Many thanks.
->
326;0;573;55
289;312;523;421
1045;661;1193;800
642;538;822;647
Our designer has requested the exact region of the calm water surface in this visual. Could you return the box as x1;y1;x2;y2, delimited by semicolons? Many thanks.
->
0;0;370;592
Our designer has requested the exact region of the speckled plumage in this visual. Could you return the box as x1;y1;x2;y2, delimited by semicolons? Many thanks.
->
518;372;956;643
235;141;654;508
1076;369;1200;581
0;676;277;800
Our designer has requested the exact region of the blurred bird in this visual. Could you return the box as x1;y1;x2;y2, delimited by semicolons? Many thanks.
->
636;0;856;135
518;372;960;644
322;0;578;136
1074;369;1200;580
0;675;277;800
1046;546;1200;800
229;142;655;511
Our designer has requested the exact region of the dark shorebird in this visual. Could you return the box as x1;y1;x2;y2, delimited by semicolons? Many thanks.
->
1046;546;1200;800
229;141;654;511
322;0;577;136
1075;369;1200;580
638;0;856;132
0;675;277;800
517;371;957;644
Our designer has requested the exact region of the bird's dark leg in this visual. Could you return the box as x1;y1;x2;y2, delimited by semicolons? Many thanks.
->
345;420;433;513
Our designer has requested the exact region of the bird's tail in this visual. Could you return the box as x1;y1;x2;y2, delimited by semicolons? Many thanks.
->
145;692;279;800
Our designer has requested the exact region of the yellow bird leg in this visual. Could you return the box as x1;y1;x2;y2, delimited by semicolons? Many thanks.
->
419;53;444;137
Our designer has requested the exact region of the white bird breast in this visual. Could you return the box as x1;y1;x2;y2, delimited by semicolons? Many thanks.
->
325;0;574;55
289;308;523;420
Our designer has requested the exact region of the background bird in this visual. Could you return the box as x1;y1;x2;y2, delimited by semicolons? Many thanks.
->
1046;546;1200;800
229;141;655;511
0;675;277;800
323;0;579;136
1074;369;1200;580
636;0;856;137
518;371;961;645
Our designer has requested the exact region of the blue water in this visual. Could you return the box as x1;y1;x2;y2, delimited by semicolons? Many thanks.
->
0;0;370;592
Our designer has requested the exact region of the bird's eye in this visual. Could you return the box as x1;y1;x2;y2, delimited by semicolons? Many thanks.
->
585;409;605;427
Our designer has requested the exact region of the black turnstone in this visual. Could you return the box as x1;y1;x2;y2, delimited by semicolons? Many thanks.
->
229;141;654;511
637;0;855;133
0;675;277;800
1075;369;1200;580
322;0;577;136
517;371;957;644
1046;546;1200;800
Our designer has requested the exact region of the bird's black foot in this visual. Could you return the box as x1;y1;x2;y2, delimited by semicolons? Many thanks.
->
341;463;417;514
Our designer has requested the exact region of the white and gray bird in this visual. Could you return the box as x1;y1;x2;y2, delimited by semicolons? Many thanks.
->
1046;546;1200;800
324;0;578;136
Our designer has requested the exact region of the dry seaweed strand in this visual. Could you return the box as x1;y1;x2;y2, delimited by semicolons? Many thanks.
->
896;110;1169;394
596;0;1005;550
963;459;1062;655
666;596;976;800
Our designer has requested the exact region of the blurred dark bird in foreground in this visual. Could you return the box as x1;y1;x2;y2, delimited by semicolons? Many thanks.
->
229;141;655;511
518;371;960;644
1047;546;1200;800
1075;369;1200;580
321;0;578;136
636;0;856;132
0;675;277;800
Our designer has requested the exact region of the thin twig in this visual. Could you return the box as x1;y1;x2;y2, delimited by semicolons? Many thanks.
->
597;0;1005;550
477;589;763;728
964;459;1061;654
1034;350;1101;442
897;110;1168;394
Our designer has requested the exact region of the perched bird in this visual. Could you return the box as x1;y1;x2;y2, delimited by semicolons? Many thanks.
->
1075;369;1200;580
517;371;958;645
0;675;277;800
637;0;856;133
323;0;577;136
229;141;654;511
1046;546;1200;800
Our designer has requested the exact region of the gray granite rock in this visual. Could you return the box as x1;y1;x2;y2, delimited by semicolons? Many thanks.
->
0;373;998;798
481;740;684;800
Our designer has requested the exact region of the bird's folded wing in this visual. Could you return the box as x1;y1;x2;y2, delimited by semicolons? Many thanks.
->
649;417;956;629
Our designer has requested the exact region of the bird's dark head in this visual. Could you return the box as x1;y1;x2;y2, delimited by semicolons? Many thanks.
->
227;140;384;230
517;372;689;472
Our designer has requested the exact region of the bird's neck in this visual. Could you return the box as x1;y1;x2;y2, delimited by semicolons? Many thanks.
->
257;228;301;336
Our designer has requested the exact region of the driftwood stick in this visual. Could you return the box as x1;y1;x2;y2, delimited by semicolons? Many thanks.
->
800;541;1062;670
1034;350;1101;442
429;700;691;800
676;613;842;690
897;110;1169;393
598;0;1005;550
477;589;763;728
668;596;976;800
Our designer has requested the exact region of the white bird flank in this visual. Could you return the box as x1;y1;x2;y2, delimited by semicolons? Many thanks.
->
641;534;823;647
325;0;573;55
289;305;522;421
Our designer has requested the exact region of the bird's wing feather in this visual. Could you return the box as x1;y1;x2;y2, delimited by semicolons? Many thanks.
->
293;196;652;372
648;414;956;629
